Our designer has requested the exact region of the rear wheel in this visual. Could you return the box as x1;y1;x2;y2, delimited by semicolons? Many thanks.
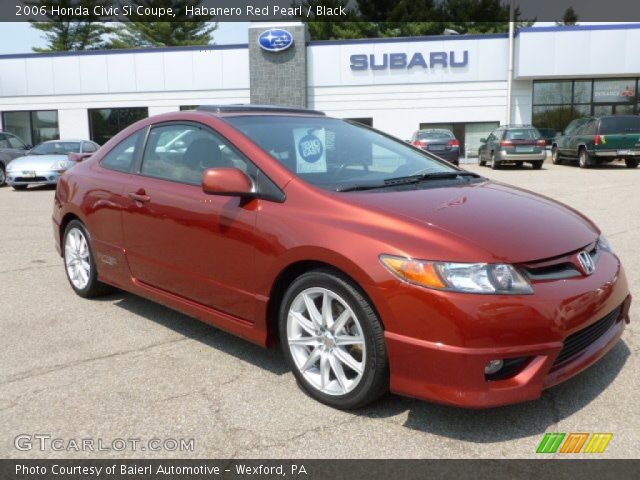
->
279;269;388;409
489;152;500;170
478;151;486;166
63;220;112;298
625;158;639;168
531;161;543;170
579;149;593;169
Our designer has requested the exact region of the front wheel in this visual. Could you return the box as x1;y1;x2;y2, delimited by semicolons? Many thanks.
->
0;165;6;186
12;185;28;191
63;220;112;298
625;158;639;168
551;146;562;165
478;151;486;166
279;269;388;409
489;152;500;170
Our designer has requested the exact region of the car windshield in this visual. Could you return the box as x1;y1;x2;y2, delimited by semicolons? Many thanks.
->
417;131;453;140
504;129;540;140
599;116;640;134
225;116;457;191
30;142;81;155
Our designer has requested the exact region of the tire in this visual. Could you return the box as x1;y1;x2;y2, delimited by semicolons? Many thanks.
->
478;151;486;166
279;269;388;409
12;185;28;191
551;146;562;165
578;149;593;169
0;164;6;186
531;161;543;170
63;220;112;298
489;152;500;170
625;158;639;168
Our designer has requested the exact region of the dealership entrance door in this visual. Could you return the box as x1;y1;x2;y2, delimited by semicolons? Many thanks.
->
419;121;499;158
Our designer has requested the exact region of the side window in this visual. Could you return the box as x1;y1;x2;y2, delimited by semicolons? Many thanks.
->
83;142;98;153
140;124;256;185
7;134;26;149
100;130;143;173
576;120;596;136
0;134;9;149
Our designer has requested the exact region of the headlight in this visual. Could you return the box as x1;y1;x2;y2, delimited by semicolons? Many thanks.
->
380;255;533;294
51;160;71;171
598;235;613;253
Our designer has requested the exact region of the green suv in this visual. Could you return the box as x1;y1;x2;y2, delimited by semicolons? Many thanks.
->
551;115;640;168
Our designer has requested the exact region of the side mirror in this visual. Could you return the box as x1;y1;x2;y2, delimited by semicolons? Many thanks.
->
480;138;487;143
202;167;254;197
68;152;92;162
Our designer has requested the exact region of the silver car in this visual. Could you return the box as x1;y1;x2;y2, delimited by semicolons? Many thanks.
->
6;140;99;190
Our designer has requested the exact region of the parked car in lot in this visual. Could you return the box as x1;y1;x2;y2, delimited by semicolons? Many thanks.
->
535;127;557;149
53;105;631;409
6;139;99;190
478;125;546;169
551;115;640;168
0;131;31;186
410;129;460;165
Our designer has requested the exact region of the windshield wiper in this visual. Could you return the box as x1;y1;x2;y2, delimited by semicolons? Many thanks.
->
383;171;480;185
336;171;480;192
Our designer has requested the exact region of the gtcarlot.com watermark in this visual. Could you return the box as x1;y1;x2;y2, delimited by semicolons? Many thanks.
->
14;434;195;452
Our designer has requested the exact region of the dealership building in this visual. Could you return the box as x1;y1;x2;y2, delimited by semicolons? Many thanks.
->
0;22;639;157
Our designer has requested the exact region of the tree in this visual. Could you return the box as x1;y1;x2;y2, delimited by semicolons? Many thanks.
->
25;0;112;51
557;6;579;25
299;0;533;40
109;0;216;48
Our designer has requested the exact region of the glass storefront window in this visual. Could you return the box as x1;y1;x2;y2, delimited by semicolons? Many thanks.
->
593;79;636;104
533;81;572;105
532;105;575;133
573;81;592;104
1;110;59;146
89;107;148;145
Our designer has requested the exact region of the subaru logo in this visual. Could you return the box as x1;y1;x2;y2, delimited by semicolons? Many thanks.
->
258;29;294;52
577;251;595;276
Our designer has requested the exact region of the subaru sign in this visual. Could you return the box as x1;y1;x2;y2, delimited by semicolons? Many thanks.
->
258;29;294;53
350;51;469;71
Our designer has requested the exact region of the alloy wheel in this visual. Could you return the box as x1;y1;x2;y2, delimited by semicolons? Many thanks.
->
64;227;91;290
286;287;366;396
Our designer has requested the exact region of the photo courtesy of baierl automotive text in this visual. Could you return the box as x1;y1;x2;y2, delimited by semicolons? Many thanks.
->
0;0;639;478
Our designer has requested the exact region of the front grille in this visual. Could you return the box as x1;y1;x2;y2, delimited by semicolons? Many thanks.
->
522;242;599;281
553;306;622;367
13;176;48;183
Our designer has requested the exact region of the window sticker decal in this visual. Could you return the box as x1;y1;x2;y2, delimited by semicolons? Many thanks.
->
294;128;327;173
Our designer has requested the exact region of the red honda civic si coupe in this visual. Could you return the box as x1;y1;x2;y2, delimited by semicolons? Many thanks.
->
53;106;631;409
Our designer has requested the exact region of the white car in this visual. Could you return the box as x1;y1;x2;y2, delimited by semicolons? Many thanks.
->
6;139;100;190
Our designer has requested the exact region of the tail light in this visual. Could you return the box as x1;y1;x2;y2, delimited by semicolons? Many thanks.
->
448;139;460;148
536;139;546;147
594;135;602;146
500;140;513;147
413;140;427;147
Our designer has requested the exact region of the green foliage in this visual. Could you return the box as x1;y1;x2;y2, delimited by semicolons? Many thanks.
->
25;0;112;51
299;0;534;40
109;0;216;48
558;7;579;25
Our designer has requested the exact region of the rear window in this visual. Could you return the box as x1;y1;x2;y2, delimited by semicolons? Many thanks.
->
599;116;640;134
504;129;540;140
417;131;453;140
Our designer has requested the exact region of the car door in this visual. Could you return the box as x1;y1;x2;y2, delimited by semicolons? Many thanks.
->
559;119;588;157
121;122;262;322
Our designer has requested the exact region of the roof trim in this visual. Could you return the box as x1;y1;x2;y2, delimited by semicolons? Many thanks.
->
0;43;248;60
308;33;508;47
516;23;640;35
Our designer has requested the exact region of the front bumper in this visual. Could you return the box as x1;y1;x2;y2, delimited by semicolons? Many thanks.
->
375;251;630;408
7;170;63;186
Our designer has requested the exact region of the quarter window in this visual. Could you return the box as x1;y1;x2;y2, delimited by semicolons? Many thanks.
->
100;130;143;173
140;124;255;185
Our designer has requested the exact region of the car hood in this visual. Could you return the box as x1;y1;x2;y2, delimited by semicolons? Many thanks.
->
8;154;67;169
342;180;599;263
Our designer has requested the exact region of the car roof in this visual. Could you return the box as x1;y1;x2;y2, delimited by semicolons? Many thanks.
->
196;104;326;117
40;139;92;143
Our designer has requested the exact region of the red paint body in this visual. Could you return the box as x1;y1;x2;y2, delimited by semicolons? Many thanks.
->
52;110;631;408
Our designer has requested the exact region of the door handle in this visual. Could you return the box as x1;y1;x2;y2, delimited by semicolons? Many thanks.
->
128;190;151;204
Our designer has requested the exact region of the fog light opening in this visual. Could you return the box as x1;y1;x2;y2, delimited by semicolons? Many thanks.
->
484;359;504;375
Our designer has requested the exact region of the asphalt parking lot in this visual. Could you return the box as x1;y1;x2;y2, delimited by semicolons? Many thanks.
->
1;160;638;459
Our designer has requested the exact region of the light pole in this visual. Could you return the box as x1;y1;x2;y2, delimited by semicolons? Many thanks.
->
506;0;515;125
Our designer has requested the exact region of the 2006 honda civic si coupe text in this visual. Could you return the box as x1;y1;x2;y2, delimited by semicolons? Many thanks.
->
52;106;631;409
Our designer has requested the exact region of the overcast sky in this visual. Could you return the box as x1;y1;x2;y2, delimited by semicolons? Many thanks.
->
0;22;250;54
